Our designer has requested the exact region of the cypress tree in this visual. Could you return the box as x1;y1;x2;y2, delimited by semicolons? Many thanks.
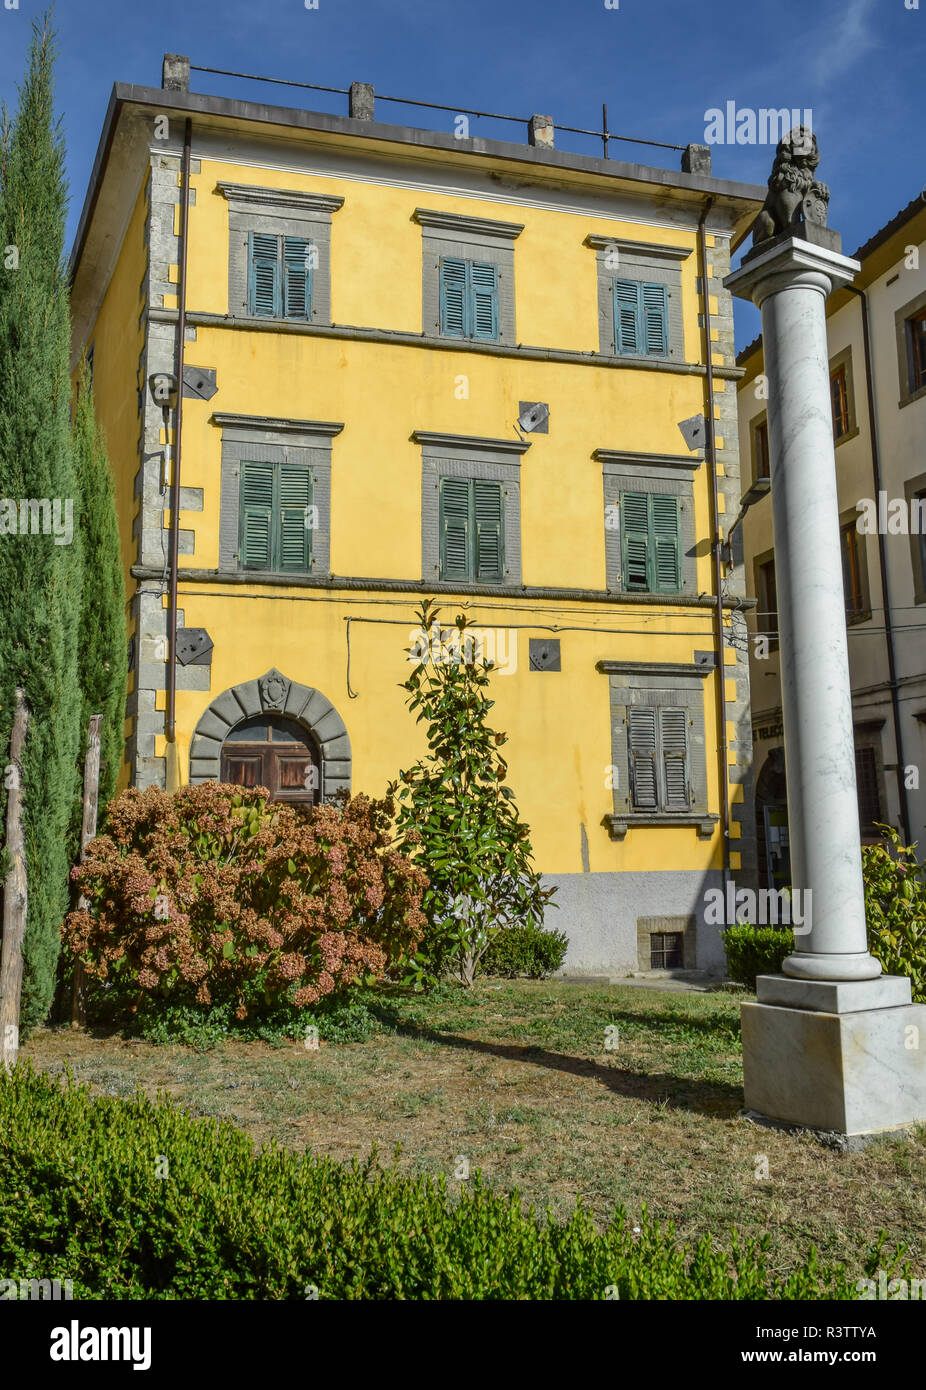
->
71;360;127;821
0;17;83;1033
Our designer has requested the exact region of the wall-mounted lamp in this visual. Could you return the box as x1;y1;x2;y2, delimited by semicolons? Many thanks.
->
721;476;770;566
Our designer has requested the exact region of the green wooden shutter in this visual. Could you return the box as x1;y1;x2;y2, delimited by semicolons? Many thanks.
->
239;461;274;568
642;282;668;356
620;492;650;590
439;258;467;337
439;477;472;580
473;480;504;580
660;708;689;809
651;494;681;591
248;232;280;317
613;279;640;354
278;464;312;571
283;236;312;320
470;261;499;340
628;707;658;809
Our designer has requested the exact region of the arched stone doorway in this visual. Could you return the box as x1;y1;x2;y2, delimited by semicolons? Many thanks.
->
189;669;351;803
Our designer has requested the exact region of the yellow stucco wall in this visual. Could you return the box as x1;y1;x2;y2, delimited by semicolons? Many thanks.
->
85;149;732;875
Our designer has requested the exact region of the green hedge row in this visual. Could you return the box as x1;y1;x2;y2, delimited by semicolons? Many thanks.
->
0;1064;872;1300
722;926;795;992
481;923;569;979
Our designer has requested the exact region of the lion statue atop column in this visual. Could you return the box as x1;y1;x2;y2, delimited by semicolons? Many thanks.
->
752;126;830;246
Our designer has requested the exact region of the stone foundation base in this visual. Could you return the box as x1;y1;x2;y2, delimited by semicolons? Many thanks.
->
741;974;926;1145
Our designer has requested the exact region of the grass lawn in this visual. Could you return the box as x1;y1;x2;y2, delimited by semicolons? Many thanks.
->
23;978;926;1284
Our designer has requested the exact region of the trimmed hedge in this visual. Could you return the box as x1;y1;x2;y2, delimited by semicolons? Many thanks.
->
0;1064;873;1300
481;923;569;979
722;925;795;992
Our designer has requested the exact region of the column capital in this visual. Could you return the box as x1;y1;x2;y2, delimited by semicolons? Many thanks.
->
724;236;860;310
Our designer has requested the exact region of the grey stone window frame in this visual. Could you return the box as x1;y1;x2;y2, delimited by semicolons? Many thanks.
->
750;409;770;488
829;344;859;446
214;413;343;578
852;720;888;838
895;285;926;409
414;208;522;346
637;915;697;972
596;449;701;597
753;544;779;653
838;505;872;626
414;430;530;588
598;657;717;839
586;234;690;362
904;468;926;605
218;182;345;325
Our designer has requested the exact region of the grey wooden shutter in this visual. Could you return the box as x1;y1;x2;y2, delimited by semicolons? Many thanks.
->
628;706;658;809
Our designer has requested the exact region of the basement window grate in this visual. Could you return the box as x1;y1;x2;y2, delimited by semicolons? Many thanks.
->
650;932;684;969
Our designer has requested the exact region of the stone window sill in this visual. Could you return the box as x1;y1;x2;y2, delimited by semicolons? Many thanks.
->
606;813;719;840
899;382;926;410
833;424;860;447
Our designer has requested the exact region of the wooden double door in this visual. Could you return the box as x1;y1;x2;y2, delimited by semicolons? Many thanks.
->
220;714;321;805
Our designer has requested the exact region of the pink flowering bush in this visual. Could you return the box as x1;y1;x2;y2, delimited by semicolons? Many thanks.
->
64;784;427;1018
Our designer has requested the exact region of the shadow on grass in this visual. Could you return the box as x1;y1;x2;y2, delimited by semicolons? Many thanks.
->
380;1017;743;1119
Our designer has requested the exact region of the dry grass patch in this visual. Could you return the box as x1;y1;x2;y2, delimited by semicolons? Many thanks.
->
23;979;926;1282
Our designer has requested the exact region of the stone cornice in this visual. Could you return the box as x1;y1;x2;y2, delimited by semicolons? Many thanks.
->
413;207;524;240
216;182;345;215
411;430;531;455
594;448;703;470
597;659;716;677
584;233;693;260
211;412;344;436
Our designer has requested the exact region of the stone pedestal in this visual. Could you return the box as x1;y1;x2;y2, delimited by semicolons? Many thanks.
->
742;975;926;1149
727;232;926;1143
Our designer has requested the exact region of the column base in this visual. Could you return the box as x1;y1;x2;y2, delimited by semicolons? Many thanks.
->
741;974;926;1146
782;950;882;981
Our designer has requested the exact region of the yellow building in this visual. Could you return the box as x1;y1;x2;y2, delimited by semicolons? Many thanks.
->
69;55;764;976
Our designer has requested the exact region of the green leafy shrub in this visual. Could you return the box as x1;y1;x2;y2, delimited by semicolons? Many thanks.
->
722;925;794;992
110;993;385;1048
63;784;427;1021
480;923;569;978
0;1063;885;1300
390;600;556;987
864;825;926;1001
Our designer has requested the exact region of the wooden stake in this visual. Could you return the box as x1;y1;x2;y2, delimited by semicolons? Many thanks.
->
0;687;30;1073
71;713;103;1029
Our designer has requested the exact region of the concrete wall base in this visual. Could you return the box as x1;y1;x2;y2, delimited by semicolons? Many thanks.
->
543;868;726;979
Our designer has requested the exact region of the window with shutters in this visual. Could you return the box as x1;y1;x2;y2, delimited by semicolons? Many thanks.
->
619;492;681;593
438;258;500;341
628;705;691;812
247;232;313;320
438;476;504;582
612;279;669;358
753;416;770;481
238;460;313;573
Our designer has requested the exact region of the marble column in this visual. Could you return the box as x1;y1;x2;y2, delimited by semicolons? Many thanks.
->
726;235;926;1145
727;238;880;982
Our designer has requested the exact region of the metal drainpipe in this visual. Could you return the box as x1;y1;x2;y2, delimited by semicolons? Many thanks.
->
846;283;912;843
166;118;192;743
698;198;731;885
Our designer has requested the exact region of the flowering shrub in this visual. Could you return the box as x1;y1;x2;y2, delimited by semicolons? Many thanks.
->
64;784;427;1018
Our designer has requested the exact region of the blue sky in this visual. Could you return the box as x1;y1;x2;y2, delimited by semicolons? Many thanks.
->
0;0;922;347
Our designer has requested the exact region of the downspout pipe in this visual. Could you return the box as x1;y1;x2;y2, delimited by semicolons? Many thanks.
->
698;198;732;887
846;283;912;843
166;118;192;743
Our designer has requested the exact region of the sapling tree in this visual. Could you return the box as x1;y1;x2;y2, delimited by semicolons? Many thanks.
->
389;599;555;987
